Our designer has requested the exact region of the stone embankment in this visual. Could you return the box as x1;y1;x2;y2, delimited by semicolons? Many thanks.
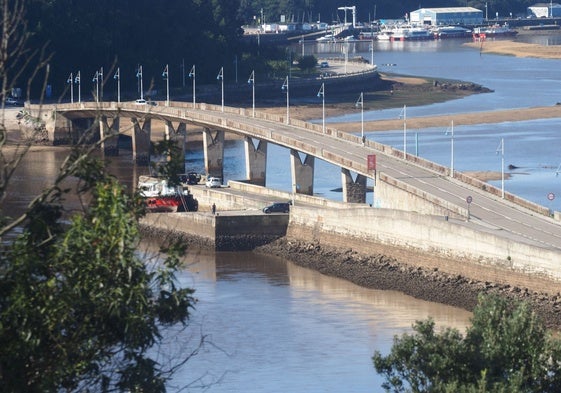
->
255;239;561;330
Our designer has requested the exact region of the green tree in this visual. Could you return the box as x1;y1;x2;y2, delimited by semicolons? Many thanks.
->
0;2;198;391
373;294;561;393
297;54;317;71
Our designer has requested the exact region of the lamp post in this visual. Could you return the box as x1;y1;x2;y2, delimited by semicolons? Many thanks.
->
136;65;144;100
99;67;103;101
75;71;81;103
317;83;325;133
188;65;195;108
248;70;255;117
496;138;505;198
445;120;454;177
113;67;120;103
162;64;169;106
92;70;99;102
67;73;73;103
217;66;224;112
355;92;364;144
281;76;289;124
399;104;407;158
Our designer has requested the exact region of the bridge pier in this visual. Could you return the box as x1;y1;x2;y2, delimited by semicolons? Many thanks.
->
164;121;187;168
131;118;151;164
203;128;225;179
341;169;367;203
290;149;314;195
244;137;267;186
99;116;120;156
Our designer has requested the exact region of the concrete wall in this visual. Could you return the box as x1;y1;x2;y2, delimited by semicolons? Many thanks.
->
287;205;561;281
141;211;288;251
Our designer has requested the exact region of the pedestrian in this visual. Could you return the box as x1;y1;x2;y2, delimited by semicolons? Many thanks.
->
212;203;216;215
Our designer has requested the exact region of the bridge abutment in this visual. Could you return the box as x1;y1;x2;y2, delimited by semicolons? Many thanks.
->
244;137;267;186
164;121;187;167
99;116;120;156
203;128;225;179
341;169;367;203
290;149;314;195
131;118;151;164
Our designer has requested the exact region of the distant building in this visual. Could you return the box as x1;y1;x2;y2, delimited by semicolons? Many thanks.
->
409;7;483;26
527;3;561;18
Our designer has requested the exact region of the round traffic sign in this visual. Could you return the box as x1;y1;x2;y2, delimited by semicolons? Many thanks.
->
547;192;555;201
466;196;473;204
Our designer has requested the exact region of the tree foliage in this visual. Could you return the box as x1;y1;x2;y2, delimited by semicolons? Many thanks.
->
0;2;198;391
373;294;561;393
0;150;197;392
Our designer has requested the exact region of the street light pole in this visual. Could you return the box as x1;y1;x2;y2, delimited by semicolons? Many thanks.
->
496;138;505;198
67;73;73;103
355;92;364;143
162;64;169;106
282;76;289;124
99;67;103;101
136;65;144;100
445;120;454;177
248;70;255;117
92;70;99;102
399;104;407;158
75;71;81;103
113;67;120;103
188;65;196;108
217;66;224;112
317;83;325;133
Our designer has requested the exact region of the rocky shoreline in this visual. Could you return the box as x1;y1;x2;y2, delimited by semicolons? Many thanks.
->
255;238;561;330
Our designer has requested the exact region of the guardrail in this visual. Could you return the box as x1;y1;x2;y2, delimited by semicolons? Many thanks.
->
31;100;556;219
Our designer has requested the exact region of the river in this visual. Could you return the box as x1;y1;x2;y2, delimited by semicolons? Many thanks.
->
5;36;561;392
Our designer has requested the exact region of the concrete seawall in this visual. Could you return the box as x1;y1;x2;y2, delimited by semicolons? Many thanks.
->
286;205;561;283
141;211;288;251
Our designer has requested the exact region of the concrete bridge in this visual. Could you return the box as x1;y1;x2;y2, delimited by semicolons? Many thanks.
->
28;100;561;283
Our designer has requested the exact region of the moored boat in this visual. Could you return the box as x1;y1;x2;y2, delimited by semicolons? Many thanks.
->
138;176;199;213
433;25;472;39
473;24;518;39
391;25;433;41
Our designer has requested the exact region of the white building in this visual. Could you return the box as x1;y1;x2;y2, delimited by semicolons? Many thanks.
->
527;3;561;17
410;7;483;26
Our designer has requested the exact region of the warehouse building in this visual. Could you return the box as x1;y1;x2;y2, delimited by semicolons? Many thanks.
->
409;7;483;26
527;3;561;17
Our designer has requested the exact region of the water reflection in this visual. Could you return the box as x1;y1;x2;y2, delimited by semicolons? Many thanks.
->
169;248;471;392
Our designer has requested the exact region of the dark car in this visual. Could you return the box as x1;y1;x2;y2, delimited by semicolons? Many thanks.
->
263;202;290;214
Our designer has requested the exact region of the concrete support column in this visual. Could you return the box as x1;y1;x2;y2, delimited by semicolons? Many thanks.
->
341;168;367;203
244;137;267;186
290;149;314;195
131;118;151;164
164;121;187;168
203;127;225;179
99;116;120;156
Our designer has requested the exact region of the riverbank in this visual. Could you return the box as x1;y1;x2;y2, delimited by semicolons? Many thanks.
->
255;239;561;330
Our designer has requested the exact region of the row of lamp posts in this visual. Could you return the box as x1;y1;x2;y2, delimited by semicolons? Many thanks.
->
65;65;514;198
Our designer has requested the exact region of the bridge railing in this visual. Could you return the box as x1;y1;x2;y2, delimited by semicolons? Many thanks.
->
42;101;555;218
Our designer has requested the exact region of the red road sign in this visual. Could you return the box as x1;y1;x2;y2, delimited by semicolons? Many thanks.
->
548;192;555;201
367;154;376;171
466;196;473;204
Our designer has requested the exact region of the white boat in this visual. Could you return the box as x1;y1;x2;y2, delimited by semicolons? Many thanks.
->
138;176;198;213
473;24;518;39
434;25;472;39
391;25;433;41
316;34;335;42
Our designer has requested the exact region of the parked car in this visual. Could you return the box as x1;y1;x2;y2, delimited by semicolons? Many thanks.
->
320;61;329;68
179;172;202;185
262;202;290;214
6;97;20;106
205;177;222;188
